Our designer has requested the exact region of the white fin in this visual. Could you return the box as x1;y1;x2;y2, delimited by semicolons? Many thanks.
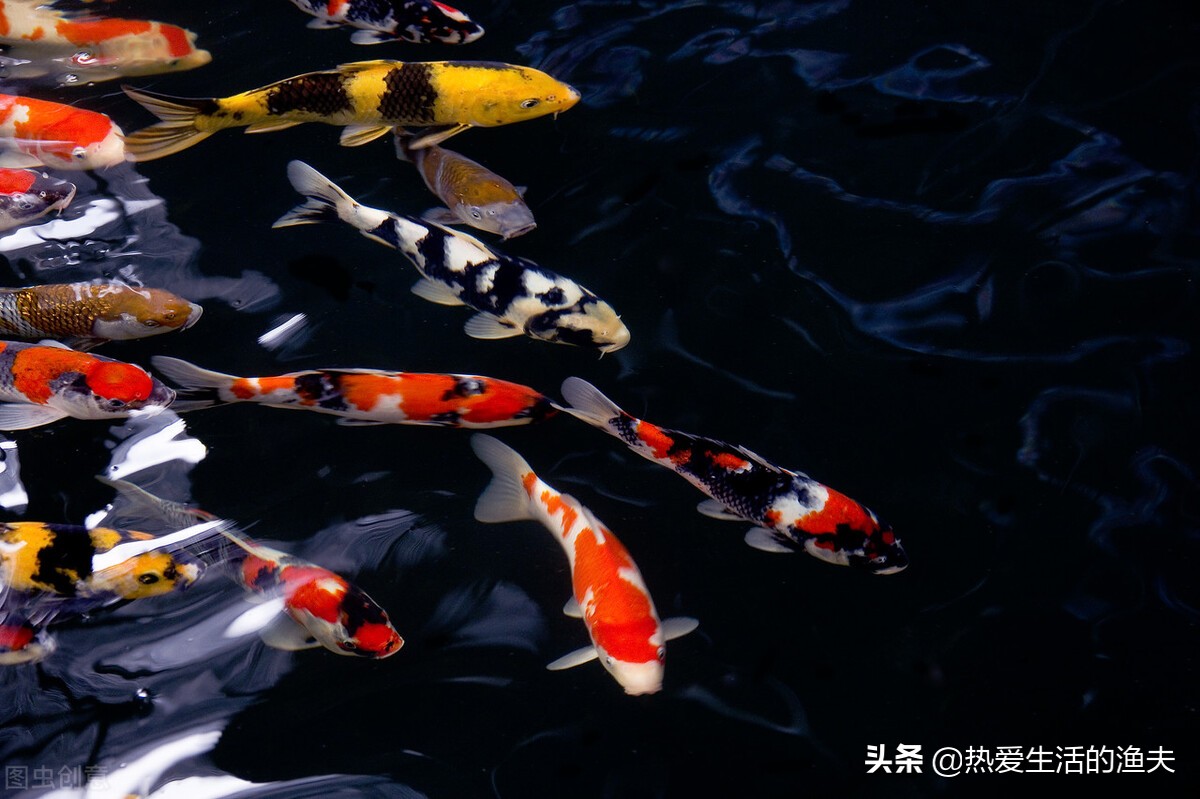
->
273;160;359;229
0;151;44;169
464;314;521;340
339;124;393;147
223;596;287;638
559;377;624;427
407;123;471;150
696;498;743;521
260;615;321;651
335;418;387;426
0;404;69;430
744;527;794;554
350;30;395;45
563;597;583;618
662;617;700;641
546;644;599;671
149;356;235;390
244;119;304;134
34;339;72;350
306;18;341;29
516;186;528;197
469;434;534;523
411;279;465;306
420;207;462;226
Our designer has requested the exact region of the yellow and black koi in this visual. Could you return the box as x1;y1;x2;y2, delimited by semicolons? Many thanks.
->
122;59;580;161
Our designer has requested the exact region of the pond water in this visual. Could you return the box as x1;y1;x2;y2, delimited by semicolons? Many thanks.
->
0;0;1196;796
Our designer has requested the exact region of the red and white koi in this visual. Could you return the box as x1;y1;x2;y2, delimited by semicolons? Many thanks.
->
151;356;557;428
0;340;174;429
290;0;484;45
560;378;909;574
470;434;697;695
221;531;402;659
0;92;125;170
0;0;210;83
0;282;202;350
0;168;74;230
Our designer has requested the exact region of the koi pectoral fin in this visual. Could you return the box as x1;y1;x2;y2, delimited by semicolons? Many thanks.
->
411;279;466;306
563;597;583;618
662;617;699;641
744;527;795;554
546;645;599;671
464;314;522;340
0;404;70;430
696;499;743;521
259;615;321;651
406;124;471;150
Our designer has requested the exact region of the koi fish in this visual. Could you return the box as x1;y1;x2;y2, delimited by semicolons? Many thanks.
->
0;0;210;84
0;92;125;170
221;531;402;658
275;161;629;352
559;378;909;574
471;434;696;695
396;132;535;240
0;168;75;230
291;0;484;45
0;521;201;600
0;610;54;664
151;355;557;428
0;340;175;430
0;283;202;350
122;59;580;161
96;475;216;531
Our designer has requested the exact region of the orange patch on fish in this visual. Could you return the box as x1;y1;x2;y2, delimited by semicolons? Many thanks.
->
8;95;115;149
712;452;750;471
461;381;544;425
25;26;43;41
540;489;579;540
85;361;153;403
158;23;192;58
570;526;658;664
354;621;401;655
0;624;34;651
0;8;9;38
285;567;345;623
764;509;782;527
328;0;349;15
797;488;876;535
636;421;680;461
55;17;151;44
12;347;96;403
352;373;443;416
521;471;537;497
0;168;36;194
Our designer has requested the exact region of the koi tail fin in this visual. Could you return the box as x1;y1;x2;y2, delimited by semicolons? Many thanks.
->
559;377;625;428
273;160;392;236
469;434;535;523
149;356;234;411
121;86;216;161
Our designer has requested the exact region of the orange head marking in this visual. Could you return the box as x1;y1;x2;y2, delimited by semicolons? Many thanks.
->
351;622;403;658
86;361;153;404
0;168;37;195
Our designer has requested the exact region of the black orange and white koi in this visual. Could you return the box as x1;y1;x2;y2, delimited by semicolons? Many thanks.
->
0;340;174;429
221;531;402;658
0;92;125;170
0;609;52;664
471;434;697;695
290;0;484;45
0;168;75;230
0;0;210;84
276;161;629;352
0;283;202;350
122;59;579;160
560;378;909;574
151;355;557;428
396;132;536;239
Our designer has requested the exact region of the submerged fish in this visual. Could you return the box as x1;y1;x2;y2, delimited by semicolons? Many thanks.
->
0;0;210;84
96;475;216;532
396;132;536;239
122;59;580;161
151;356;558;428
559;378;909;574
222;531;402;658
0;340;175;430
275;161;628;352
0;168;75;231
471;434;697;695
0;283;202;350
291;0;484;45
0;92;125;170
0;609;54;664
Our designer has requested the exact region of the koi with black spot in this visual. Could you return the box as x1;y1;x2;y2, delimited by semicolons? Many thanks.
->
291;0;484;45
559;378;908;574
0;169;75;231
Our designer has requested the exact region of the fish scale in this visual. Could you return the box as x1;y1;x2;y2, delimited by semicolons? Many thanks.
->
379;64;437;122
265;74;353;117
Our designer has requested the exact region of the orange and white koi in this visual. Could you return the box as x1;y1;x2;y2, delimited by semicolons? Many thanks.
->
0;168;74;230
470;434;697;695
0;283;202;350
151;356;557;428
0;610;52;664
0;92;125;170
0;340;174;429
0;0;210;83
222;531;402;658
291;0;484;45
560;378;909;574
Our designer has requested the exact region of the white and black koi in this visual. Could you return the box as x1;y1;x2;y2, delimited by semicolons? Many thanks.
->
290;0;484;45
560;378;909;574
274;161;630;352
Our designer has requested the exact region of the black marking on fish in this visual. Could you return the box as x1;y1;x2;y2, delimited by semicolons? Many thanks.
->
341;585;390;632
537;287;566;306
33;524;95;596
266;74;353;117
379;64;437;123
294;373;349;412
446;61;515;73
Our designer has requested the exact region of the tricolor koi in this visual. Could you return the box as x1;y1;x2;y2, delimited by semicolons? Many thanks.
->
290;0;484;45
275;161;629;352
0;610;52;664
151;355;557;428
0;92;125;170
559;378;909;574
471;434;697;695
396;131;536;239
221;531;402;658
122;58;580;161
0;0;210;84
0;340;175;429
0;168;74;230
0;283;202;350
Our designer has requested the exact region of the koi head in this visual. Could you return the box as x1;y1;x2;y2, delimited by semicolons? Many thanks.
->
285;572;403;658
449;64;581;127
462;200;536;240
0;171;75;229
90;549;201;599
592;639;666;696
793;484;909;574
91;287;203;340
63;360;175;417
526;297;630;353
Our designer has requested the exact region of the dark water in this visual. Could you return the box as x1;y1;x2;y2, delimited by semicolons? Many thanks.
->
1;0;1198;796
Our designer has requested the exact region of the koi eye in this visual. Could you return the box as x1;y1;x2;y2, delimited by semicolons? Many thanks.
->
604;655;615;667
106;399;126;409
657;647;666;661
339;641;357;651
143;320;160;327
520;99;540;109
138;573;160;585
72;147;88;160
470;208;483;220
